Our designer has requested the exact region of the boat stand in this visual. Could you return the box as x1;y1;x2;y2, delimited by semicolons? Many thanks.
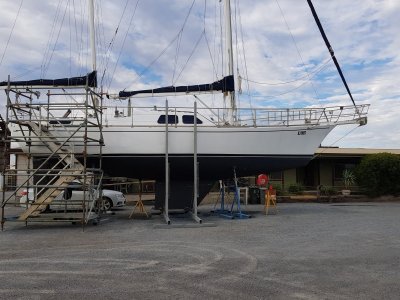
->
213;169;251;219
264;188;277;215
162;100;202;225
164;102;171;225
211;181;232;217
191;101;202;224
129;180;150;219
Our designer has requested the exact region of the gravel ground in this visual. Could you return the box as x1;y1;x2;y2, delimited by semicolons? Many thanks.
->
0;201;399;299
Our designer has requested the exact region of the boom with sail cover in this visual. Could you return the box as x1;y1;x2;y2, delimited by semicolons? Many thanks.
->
0;71;97;88
119;75;234;98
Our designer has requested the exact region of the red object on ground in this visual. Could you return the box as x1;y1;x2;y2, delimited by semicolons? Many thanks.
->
256;174;269;187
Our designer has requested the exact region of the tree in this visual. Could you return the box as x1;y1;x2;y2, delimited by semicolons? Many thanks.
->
355;153;400;197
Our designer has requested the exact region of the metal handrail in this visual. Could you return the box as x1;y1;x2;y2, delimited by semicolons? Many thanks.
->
98;104;369;127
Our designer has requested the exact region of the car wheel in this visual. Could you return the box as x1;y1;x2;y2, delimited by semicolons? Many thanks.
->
101;197;113;211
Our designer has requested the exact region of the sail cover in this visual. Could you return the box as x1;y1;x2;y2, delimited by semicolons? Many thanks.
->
119;75;234;98
0;71;97;88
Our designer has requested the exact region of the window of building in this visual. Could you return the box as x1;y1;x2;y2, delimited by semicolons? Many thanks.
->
334;163;355;180
157;115;178;124
269;171;283;181
182;115;203;124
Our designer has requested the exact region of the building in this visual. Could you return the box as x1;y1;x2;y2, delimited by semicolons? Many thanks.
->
269;147;400;189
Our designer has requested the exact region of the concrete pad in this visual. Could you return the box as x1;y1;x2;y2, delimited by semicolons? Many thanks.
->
0;202;399;299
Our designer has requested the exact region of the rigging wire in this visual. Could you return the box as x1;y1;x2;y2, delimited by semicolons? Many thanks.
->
98;0;111;87
171;0;197;85
203;31;219;80
42;0;70;78
315;125;361;158
275;0;321;102
11;67;42;80
68;0;72;77
219;2;226;111
125;1;207;88
242;57;332;85
204;27;218;78
213;0;222;81
126;34;179;87
233;0;241;111
173;31;205;85
237;0;255;119
173;0;219;85
71;0;83;75
95;0;104;71
41;0;63;78
100;0;130;88
0;0;24;71
249;62;330;98
211;0;220;108
107;0;140;91
79;0;87;75
203;0;219;108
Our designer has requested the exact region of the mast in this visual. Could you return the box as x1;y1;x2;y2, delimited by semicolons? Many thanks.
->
223;0;236;124
89;0;97;72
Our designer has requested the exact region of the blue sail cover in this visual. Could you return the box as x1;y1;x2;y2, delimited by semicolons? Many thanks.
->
119;75;234;98
0;71;97;88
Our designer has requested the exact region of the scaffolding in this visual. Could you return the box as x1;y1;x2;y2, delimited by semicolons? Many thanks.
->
1;77;104;230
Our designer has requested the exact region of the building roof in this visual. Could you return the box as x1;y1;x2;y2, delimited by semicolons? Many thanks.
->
315;147;400;157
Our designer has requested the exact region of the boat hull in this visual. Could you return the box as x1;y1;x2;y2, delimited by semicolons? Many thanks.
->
95;153;313;180
12;123;334;180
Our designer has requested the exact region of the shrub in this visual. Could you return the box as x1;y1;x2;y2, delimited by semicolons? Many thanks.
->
319;185;337;196
287;184;304;194
355;152;400;197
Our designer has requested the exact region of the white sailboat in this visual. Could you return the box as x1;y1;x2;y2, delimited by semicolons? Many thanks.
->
2;0;369;209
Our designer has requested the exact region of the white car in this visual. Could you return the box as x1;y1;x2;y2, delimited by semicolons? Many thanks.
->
20;181;126;211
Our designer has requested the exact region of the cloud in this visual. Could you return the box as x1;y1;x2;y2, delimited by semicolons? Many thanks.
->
0;0;399;148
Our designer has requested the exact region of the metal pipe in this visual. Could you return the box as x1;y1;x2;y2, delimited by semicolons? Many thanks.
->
193;101;197;216
192;101;201;223
88;0;97;73
164;99;170;224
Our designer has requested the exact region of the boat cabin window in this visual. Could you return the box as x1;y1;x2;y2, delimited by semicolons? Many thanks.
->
182;115;203;124
157;115;178;124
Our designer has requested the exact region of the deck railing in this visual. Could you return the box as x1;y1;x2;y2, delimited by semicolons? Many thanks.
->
9;100;369;128
102;104;369;127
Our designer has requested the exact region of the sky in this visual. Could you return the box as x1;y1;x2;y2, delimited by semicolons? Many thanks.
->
0;0;399;149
